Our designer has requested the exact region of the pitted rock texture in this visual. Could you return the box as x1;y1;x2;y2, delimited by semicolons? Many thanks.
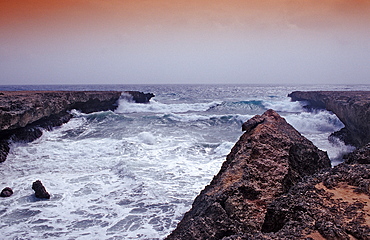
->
232;162;370;240
166;109;331;240
288;91;370;147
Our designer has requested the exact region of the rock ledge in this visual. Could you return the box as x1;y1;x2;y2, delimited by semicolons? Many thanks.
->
0;90;154;162
288;91;370;147
166;109;330;239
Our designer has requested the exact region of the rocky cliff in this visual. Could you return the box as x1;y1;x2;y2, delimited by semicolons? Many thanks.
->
0;91;122;132
288;91;370;147
0;90;154;162
166;109;331;240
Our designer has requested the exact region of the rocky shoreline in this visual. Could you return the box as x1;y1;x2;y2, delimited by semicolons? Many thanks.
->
0;90;369;239
168;91;370;239
288;91;370;147
0;91;154;162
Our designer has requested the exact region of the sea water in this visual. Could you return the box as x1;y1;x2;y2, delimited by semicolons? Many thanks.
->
0;84;368;239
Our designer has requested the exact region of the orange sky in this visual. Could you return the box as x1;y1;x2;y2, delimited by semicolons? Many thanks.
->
2;1;369;30
1;0;369;84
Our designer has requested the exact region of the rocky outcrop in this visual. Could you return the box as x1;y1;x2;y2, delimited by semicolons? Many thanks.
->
288;91;370;147
0;91;122;132
124;91;155;103
166;109;331;240
344;143;370;165
225;162;370;240
32;180;50;199
242;157;370;239
0;90;155;162
0;140;10;163
0;187;13;197
0;91;120;162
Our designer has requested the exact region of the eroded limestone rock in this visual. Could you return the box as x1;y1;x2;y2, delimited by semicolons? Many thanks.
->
288;91;370;147
166;109;330;239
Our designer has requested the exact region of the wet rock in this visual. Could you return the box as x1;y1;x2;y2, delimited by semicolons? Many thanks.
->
0;140;9;162
166;109;330;239
0;91;123;162
124;91;155;103
0;187;13;197
288;91;370;147
32;180;50;199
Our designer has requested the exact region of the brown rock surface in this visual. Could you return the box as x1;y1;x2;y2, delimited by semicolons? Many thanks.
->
255;162;370;240
166;109;331;240
288;91;370;147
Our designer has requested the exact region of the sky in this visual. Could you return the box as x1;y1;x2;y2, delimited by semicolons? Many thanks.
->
1;0;369;85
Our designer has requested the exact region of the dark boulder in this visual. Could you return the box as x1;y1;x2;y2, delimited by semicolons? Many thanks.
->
166;109;330;239
0;140;9;163
123;91;155;103
32;180;50;199
0;187;13;197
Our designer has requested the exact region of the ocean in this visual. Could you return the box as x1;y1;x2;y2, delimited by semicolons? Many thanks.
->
0;84;369;239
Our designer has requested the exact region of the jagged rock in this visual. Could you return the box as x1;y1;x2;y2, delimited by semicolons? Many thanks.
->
32;180;50;199
256;163;370;239
0;91;122;132
0;140;9;162
0;187;13;197
241;115;264;132
288;91;370;147
124;91;155;103
344;143;370;164
166;109;330;240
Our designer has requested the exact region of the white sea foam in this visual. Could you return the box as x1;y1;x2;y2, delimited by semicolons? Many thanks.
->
115;99;222;114
1;84;361;239
164;113;251;124
285;110;354;166
1;117;226;239
138;132;157;145
285;110;344;134
262;98;306;113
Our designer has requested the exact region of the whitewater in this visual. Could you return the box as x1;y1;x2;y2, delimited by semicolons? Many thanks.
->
0;84;369;239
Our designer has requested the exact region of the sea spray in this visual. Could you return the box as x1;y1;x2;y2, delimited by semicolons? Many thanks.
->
1;84;367;239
